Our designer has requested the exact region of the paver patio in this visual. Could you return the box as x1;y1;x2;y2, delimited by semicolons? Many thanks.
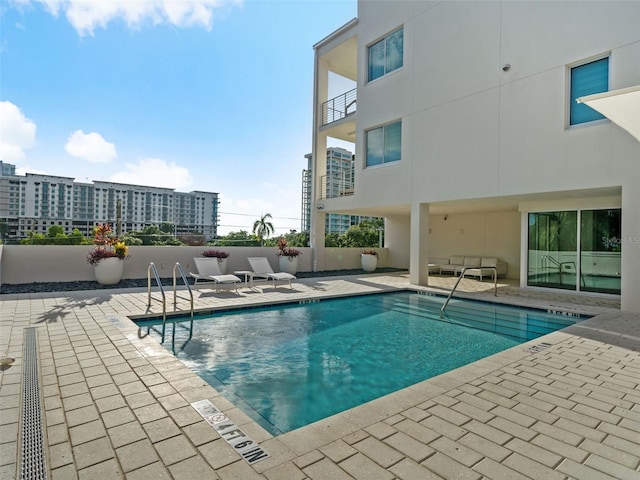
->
1;273;638;479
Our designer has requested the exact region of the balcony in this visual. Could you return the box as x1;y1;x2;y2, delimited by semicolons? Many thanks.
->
322;88;356;126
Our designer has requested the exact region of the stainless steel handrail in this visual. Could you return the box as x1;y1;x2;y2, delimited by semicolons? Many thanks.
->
441;266;497;314
147;262;167;342
172;263;194;342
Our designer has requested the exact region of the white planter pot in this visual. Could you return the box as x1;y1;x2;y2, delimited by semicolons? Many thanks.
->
361;254;378;273
279;256;299;275
217;257;228;274
94;257;124;285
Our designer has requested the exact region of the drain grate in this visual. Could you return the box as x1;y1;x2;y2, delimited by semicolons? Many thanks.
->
20;327;47;480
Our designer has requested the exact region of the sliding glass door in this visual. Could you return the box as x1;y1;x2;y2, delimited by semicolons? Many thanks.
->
527;208;621;295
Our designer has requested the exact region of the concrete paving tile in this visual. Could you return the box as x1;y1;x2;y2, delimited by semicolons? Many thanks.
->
463;420;512;446
384;431;434;463
154;435;198;466
490;405;536;428
77;459;122;480
69;419;107;446
420;414;467;440
319;439;358;463
86;374;113;388
156;392;189;410
216;459;265;480
505;452;566;480
421;452;481;480
598;420;640;444
101;406;135;428
427;403;471;426
431;435;483;467
458;432;511;463
198;439;242;470
108;420;147;448
72;437;114;470
118;380;147;396
339;452;395;480
169;456;220;480
394;418;440;444
59;382;90;399
125;391;156;409
487;416;536;442
65;404;100;428
602;432;640;457
133;403;168;424
63;393;94;412
530;434;589;463
504;437;562;468
581;438;640;469
353;436;404;469
473;456;534;480
50;463;78;480
263;461;305;480
182;419;220;447
124;461;173;480
364;422;396;440
167;404;202;427
389;457;443;480
45;408;65;427
293;449;324;469
115;438;158;472
557;458;620;480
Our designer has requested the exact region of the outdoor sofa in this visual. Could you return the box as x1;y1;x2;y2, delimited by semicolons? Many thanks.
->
429;256;507;280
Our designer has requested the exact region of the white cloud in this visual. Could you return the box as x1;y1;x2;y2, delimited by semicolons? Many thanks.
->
21;0;241;36
65;129;117;163
0;101;37;162
110;157;193;189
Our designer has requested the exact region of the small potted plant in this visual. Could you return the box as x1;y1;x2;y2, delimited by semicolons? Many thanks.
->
202;249;230;273
276;238;301;275
361;249;378;272
87;223;129;285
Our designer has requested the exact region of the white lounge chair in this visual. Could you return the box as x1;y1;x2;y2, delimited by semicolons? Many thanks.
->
190;257;242;293
247;257;296;288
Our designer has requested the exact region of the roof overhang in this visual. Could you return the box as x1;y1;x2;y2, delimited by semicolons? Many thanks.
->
577;85;640;143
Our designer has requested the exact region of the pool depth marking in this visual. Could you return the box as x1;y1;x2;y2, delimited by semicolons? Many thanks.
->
191;399;270;465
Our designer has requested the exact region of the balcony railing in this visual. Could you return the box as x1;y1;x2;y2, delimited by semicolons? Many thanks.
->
322;88;357;126
320;174;354;199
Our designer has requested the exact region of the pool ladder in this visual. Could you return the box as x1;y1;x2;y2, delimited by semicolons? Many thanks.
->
147;262;194;344
441;266;497;314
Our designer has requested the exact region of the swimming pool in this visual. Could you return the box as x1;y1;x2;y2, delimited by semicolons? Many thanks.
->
139;291;587;435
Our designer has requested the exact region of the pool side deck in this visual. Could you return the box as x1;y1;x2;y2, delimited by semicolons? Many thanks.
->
1;273;639;480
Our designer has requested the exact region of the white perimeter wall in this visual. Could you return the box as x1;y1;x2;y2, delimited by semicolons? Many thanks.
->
0;246;394;286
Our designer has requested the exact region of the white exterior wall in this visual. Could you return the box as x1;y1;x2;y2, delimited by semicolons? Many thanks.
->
313;1;640;311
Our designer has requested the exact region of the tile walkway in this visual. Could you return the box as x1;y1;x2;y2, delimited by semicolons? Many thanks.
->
0;273;639;479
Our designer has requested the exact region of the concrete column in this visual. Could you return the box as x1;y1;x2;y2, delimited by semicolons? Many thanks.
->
621;182;640;313
409;202;430;286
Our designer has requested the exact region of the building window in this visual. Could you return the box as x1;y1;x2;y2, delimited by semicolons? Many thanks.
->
366;121;402;167
569;57;608;125
368;27;403;82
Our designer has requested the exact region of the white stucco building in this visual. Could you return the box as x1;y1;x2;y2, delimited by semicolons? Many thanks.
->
311;1;640;312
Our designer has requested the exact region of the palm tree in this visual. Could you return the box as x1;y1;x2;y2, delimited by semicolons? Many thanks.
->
253;213;274;247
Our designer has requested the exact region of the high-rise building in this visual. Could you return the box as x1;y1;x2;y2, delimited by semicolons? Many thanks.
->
302;148;381;235
0;164;219;241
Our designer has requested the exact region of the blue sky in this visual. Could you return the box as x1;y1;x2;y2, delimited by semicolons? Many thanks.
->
0;0;356;235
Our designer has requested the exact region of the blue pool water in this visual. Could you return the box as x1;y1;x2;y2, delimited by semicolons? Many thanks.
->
140;291;586;435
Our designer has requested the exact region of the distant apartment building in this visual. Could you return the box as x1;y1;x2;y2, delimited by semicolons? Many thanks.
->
302;148;382;235
0;162;220;241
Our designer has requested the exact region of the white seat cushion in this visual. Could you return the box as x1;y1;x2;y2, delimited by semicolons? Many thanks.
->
481;257;497;267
